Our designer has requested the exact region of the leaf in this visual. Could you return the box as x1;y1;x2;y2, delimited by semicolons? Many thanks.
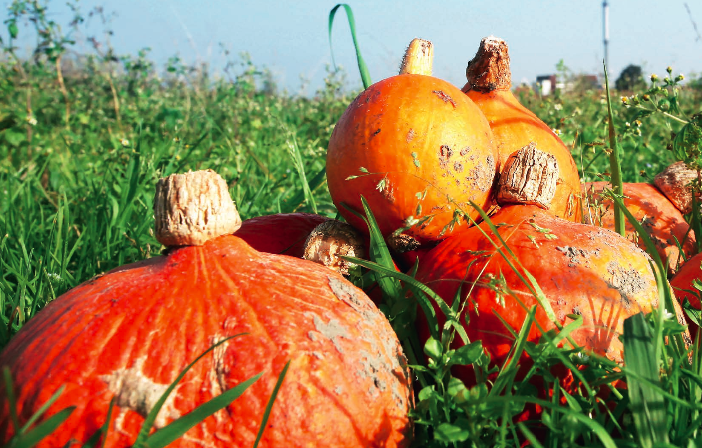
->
8;20;18;39
434;419;470;443
449;341;483;366
328;4;371;89
684;298;702;327
5;129;26;147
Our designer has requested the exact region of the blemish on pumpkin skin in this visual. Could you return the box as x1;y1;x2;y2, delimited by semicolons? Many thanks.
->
326;275;412;410
370;128;381;139
432;90;457;108
467;155;495;192
100;357;181;428
308;314;350;354
406;129;416;142
555;246;600;267
605;261;647;306
207;334;231;424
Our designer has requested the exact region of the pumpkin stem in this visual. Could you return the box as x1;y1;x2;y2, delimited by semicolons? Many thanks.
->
654;161;700;215
463;36;511;93
399;38;433;76
154;170;241;247
386;233;421;254
303;220;366;275
497;143;559;209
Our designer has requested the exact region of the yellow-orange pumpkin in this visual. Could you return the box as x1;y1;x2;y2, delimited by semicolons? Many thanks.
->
327;39;496;244
462;36;581;222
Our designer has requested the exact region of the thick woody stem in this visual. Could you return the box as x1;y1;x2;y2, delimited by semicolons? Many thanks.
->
399;38;433;76
463;36;511;93
303;221;366;276
386;233;421;254
154;170;241;247
497;143;559;209
654;161;700;214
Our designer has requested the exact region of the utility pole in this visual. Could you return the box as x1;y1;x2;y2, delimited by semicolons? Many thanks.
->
603;0;610;71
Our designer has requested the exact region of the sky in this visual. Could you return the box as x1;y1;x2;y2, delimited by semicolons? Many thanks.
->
2;0;701;94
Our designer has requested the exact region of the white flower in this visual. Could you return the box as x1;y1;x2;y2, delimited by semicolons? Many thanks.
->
552;128;561;136
120;138;130;147
26;115;37;126
554;103;563;111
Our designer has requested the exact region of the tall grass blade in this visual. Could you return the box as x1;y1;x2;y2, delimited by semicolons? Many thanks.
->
81;398;115;448
328;4;371;89
134;334;246;445
603;61;625;236
253;360;291;448
142;372;262;448
621;312;669;448
283;131;317;213
8;406;76;448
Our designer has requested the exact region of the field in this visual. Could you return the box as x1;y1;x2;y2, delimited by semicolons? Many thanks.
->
3;3;702;447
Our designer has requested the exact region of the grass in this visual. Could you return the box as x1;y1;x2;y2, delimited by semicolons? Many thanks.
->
3;1;702;446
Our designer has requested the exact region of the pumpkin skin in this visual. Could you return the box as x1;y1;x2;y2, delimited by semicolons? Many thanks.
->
414;204;689;374
582;182;696;275
670;251;702;332
462;37;581;222
326;74;496;244
236;212;330;257
0;236;413;447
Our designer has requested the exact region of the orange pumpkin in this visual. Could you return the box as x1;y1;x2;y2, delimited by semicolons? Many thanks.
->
462;36;581;222
235;212;330;258
582;182;696;274
327;39;496;244
0;171;412;448
413;148;689;380
670;251;702;334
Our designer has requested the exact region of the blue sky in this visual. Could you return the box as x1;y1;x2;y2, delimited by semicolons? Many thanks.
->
3;0;701;94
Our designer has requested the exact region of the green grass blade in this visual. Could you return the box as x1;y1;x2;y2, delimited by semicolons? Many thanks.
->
9;406;76;448
3;367;20;434
133;334;246;445
621;312;669;448
283;131;317;213
19;384;67;433
283;166;326;213
81;398;116;448
490;305;535;397
142;372;263;448
358;197;402;298
328;4;371;89
253;360;291;448
517;423;546;448
603;61;625;237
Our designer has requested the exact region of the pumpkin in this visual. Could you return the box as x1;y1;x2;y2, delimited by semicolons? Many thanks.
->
670;251;702;333
582;181;696;274
235;212;330;257
326;38;497;245
461;36;581;222
413;147;690;378
0;170;413;448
